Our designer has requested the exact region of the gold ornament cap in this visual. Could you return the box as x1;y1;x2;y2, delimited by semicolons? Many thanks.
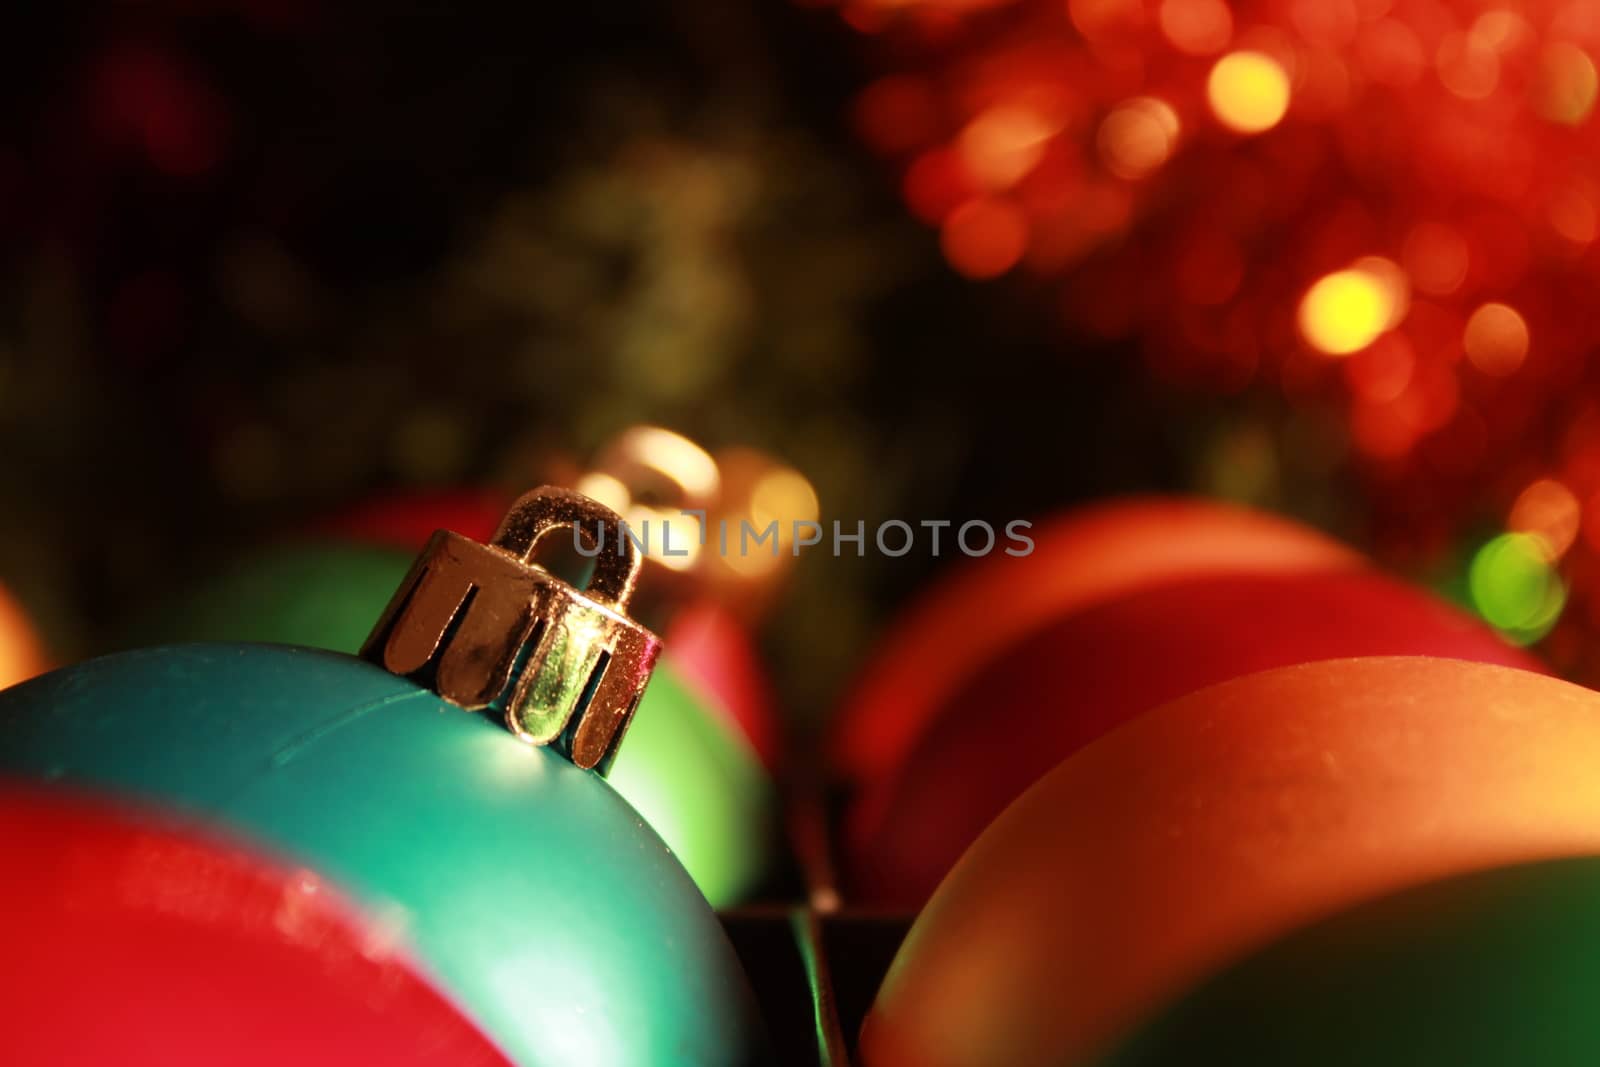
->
362;486;662;775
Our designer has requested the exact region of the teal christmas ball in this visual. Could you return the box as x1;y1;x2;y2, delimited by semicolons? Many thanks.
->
1096;856;1600;1067
0;643;768;1067
131;542;775;906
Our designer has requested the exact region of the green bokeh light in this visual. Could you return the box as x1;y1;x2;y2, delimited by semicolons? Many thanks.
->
1468;532;1566;645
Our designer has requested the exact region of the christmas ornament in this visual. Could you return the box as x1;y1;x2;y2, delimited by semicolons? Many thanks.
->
826;0;1600;676
860;657;1600;1067
199;423;802;772
832;497;1364;785
0;784;511;1067
846;567;1541;904
0;488;768;1065
0;579;50;690
1097;856;1600;1067
132;547;774;905
0;644;767;1065
137;542;417;658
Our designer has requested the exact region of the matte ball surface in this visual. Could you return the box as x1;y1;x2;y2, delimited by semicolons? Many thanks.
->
664;600;783;771
135;543;774;906
831;497;1363;785
1097;857;1600;1067
861;658;1600;1067
0;785;512;1067
847;570;1542;904
0;644;768;1067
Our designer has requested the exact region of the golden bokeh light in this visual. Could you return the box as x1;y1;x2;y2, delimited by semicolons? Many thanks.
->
1097;97;1180;180
1463;302;1530;376
1298;260;1407;356
1352;255;1410;328
724;467;822;579
1207;51;1291;134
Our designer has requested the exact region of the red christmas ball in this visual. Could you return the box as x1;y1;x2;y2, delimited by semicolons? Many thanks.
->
0;783;510;1067
846;568;1542;903
309;488;511;551
831;498;1364;788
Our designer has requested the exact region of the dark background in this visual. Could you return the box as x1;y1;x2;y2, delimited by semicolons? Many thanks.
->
0;1;1324;719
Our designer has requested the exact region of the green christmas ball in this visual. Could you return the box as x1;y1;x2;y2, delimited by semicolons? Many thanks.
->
131;542;773;906
0;643;768;1067
1095;855;1600;1067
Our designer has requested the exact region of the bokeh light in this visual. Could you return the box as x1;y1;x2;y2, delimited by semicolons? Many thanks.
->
1469;532;1567;644
1207;51;1291;134
1298;262;1404;356
941;198;1028;278
1098;98;1179;180
825;0;1600;674
960;106;1056;188
724;468;822;578
1510;479;1581;561
1463;302;1529;376
1533;42;1598;125
1159;0;1232;56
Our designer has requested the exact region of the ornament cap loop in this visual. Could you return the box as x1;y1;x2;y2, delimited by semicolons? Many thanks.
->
489;485;644;608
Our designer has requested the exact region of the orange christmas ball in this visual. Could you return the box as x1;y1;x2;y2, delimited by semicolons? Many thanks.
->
830;498;1362;785
0;581;50;691
861;658;1600;1067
